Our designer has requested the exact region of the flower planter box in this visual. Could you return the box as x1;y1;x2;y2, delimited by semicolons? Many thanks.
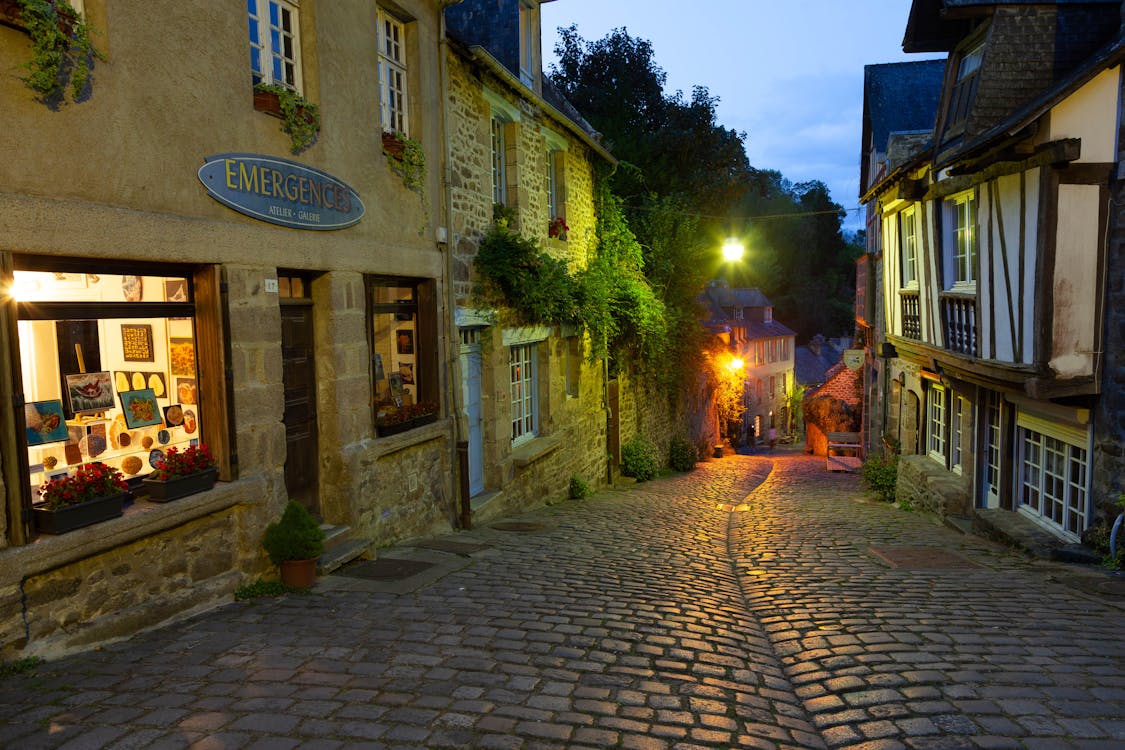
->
0;0;24;30
382;131;405;159
376;412;437;437
34;492;127;535
141;467;218;502
253;88;283;118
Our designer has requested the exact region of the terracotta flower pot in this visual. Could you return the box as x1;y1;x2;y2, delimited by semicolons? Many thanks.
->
279;558;317;589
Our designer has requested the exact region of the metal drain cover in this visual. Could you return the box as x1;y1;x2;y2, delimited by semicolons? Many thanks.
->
869;546;981;569
490;521;548;532
338;558;434;580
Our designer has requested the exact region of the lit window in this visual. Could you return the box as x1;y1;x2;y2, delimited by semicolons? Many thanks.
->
377;8;408;134
248;0;302;90
945;191;976;287
901;206;917;287
510;343;538;444
951;395;967;474
368;277;438;433
927;385;946;462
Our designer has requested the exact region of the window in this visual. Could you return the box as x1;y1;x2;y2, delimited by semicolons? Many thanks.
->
900;206;918;288
945;191;977;288
248;0;302;91
950;395;968;474
10;260;220;535
491;116;507;206
755;341;764;365
769;376;775;399
368;278;437;430
927;385;947;462
377;8;408;134
510;343;538;444
768;340;777;362
518;1;535;87
984;392;1001;502
547;149;565;221
1018;429;1088;539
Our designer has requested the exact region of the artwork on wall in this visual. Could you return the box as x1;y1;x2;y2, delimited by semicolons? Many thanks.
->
175;377;197;404
120;324;155;362
120;388;163;429
373;353;385;381
169;337;195;376
116;371;167;398
163;404;185;427
163;278;189;302
64;371;115;414
396;329;413;355
121;275;142;302
399;363;414;385
388;372;404;406
24;400;69;446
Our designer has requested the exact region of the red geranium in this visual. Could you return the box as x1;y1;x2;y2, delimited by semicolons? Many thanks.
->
149;444;216;481
38;462;128;510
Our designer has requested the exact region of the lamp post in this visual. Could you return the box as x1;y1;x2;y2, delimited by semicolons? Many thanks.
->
721;238;744;263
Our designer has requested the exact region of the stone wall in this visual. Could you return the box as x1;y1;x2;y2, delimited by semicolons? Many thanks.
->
896;454;972;518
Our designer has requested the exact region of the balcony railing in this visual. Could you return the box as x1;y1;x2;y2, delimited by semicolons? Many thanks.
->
900;290;920;340
940;292;978;356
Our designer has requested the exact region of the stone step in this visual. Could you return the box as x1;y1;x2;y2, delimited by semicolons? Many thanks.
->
321;523;352;551
319;537;372;575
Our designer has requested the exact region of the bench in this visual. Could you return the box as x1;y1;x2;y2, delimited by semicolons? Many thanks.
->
826;431;862;472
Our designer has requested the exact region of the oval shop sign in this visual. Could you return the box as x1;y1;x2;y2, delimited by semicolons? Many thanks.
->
198;153;365;230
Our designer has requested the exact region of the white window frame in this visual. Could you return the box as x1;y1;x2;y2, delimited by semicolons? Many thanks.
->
510;343;538;445
377;8;409;134
900;205;918;288
248;0;303;91
547;149;560;218
927;385;947;463
518;1;535;87
491;116;507;206
950;395;967;475
1016;414;1090;541
944;191;977;290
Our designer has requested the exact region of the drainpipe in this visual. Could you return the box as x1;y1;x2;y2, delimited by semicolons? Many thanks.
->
439;2;470;528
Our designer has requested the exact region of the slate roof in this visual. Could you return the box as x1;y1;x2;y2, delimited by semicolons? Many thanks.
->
794;339;846;387
699;283;796;339
860;60;946;193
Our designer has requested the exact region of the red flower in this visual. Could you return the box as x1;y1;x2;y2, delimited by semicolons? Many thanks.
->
149;444;216;481
38;462;128;510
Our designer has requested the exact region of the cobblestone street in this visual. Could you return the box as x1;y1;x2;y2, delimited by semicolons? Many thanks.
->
2;451;1124;749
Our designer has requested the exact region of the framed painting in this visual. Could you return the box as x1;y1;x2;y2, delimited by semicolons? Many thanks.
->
25;400;69;446
64;371;115;414
399;363;414;385
163;278;189;302
396;329;414;355
120;388;163;429
120;324;155;362
169;337;196;376
174;377;197;404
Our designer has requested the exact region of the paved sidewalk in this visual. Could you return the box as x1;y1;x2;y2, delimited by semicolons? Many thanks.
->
0;452;1123;749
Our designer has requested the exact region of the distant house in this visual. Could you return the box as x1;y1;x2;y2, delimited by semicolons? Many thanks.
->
701;280;796;443
794;334;851;390
861;0;1123;540
803;361;864;457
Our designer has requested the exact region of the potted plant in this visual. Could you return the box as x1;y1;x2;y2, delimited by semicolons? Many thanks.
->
141;443;218;502
382;131;426;195
262;501;326;588
406;401;439;428
548;216;569;241
34;461;128;534
253;83;320;154
12;0;103;105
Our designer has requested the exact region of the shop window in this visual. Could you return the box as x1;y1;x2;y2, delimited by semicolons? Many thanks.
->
9;262;220;533
248;0;303;91
377;7;409;134
367;277;437;430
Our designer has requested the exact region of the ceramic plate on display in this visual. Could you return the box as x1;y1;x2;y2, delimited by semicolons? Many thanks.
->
122;455;144;475
118;432;132;448
183;409;197;434
157;429;170;445
163;405;184;427
131;372;146;391
148;449;164;469
148;373;165;397
115;372;130;393
86;434;106;457
142;435;154;450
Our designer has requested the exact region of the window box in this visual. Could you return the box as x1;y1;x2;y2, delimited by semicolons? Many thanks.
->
33;491;127;535
382;131;406;159
0;0;25;29
141;467;218;503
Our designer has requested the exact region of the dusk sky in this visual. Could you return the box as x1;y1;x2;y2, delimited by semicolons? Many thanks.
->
541;0;947;234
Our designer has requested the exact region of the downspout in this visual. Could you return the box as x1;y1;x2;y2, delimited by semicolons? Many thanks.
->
439;2;470;528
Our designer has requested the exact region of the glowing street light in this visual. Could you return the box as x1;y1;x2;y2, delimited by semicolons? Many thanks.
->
721;238;744;263
728;356;744;372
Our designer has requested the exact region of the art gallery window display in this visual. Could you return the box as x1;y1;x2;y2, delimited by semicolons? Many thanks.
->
11;263;208;531
367;276;438;435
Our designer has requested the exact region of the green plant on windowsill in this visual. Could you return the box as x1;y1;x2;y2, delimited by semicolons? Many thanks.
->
17;0;103;105
254;83;320;154
382;131;426;196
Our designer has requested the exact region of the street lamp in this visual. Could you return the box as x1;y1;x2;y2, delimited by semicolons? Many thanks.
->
728;356;744;372
722;238;744;263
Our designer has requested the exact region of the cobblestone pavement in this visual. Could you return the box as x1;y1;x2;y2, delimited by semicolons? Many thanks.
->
1;451;1123;749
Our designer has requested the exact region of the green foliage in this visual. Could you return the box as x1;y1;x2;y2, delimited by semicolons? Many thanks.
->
803;394;860;434
668;435;697;472
19;0;101;105
255;83;320;153
493;202;517;229
474;226;580;327
1082;517;1125;570
860;453;898;503
234;579;304;600
568;475;592;499
0;657;42;677
384;131;426;195
621;434;659;482
261;501;326;565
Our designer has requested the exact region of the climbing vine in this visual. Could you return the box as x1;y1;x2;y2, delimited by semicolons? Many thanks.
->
17;0;102;105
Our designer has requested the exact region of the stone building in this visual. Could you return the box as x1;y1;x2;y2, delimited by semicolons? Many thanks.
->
701;281;796;445
860;0;1123;541
0;0;457;658
442;0;621;518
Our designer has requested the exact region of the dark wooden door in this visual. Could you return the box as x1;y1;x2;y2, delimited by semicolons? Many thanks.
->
280;301;318;514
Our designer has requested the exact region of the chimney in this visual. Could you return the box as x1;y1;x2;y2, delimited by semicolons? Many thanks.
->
809;334;824;356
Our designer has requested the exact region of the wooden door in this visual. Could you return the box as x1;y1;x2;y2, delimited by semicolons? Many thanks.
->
280;301;318;514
